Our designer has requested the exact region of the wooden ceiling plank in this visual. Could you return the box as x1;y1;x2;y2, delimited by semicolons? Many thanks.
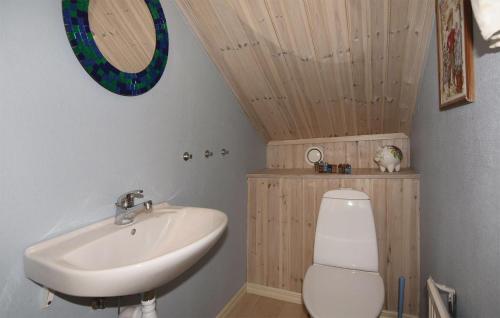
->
176;0;435;140
346;0;372;135
176;0;271;140
234;0;311;139
395;0;420;133
338;0;359;136
265;0;336;138
301;0;348;137
383;0;410;133
306;0;355;136
243;0;319;139
369;0;390;134
325;0;357;136
398;0;435;134
321;0;358;136
362;0;374;135
201;1;282;138
209;0;292;139
264;0;322;138
303;0;346;137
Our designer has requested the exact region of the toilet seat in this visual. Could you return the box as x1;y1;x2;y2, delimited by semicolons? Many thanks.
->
303;264;384;318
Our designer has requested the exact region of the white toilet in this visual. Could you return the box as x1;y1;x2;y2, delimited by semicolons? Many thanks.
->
303;189;385;318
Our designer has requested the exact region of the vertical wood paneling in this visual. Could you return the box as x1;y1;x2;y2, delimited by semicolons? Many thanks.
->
279;179;291;290
255;179;269;285
266;134;410;169
386;179;404;311
403;178;420;314
289;179;304;291
247;175;420;315
266;179;281;288
247;178;258;284
176;0;435;140
301;179;317;279
371;178;389;308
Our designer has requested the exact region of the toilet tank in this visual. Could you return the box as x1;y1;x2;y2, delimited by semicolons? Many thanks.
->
313;189;379;272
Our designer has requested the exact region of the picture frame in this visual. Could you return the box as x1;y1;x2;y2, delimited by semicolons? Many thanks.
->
436;0;475;109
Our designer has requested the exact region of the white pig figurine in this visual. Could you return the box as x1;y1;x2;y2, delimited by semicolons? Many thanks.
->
374;145;403;173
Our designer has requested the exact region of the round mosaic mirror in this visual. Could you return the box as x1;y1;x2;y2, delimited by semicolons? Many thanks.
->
62;0;169;96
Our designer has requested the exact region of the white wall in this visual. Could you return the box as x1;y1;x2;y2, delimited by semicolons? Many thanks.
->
412;24;500;317
0;1;266;317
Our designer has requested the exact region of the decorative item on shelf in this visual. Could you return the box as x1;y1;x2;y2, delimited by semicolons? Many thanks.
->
62;0;169;96
374;146;403;173
436;0;475;109
314;161;328;173
305;146;324;166
345;164;352;175
314;162;351;174
314;161;321;173
327;164;333;173
338;164;345;174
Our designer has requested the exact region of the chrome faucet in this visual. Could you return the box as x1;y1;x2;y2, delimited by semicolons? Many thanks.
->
115;190;153;225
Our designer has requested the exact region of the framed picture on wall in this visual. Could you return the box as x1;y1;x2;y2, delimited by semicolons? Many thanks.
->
436;0;475;109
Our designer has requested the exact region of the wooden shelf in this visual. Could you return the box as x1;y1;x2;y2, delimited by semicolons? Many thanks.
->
247;168;419;179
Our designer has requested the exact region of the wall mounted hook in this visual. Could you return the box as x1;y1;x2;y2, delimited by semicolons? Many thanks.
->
204;150;213;158
221;148;230;157
183;152;193;161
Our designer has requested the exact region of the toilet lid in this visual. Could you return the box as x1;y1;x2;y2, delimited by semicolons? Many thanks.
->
303;264;384;318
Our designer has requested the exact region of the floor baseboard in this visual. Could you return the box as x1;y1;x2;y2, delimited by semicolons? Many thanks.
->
218;283;418;318
246;283;302;304
216;284;247;318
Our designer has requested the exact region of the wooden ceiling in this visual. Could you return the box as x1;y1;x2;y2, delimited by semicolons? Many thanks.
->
176;0;434;141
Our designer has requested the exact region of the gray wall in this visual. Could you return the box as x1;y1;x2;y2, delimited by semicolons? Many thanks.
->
0;1;266;317
412;24;500;317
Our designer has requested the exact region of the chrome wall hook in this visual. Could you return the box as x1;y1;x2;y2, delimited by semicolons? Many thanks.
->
183;152;193;161
221;148;230;157
204;150;214;158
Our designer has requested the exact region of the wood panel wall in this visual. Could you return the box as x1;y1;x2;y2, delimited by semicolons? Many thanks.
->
175;0;435;141
267;133;410;169
247;174;420;315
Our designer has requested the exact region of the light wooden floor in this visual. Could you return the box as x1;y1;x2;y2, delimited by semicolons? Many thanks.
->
225;293;309;318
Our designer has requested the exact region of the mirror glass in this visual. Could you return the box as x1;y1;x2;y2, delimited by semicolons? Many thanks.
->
88;0;156;73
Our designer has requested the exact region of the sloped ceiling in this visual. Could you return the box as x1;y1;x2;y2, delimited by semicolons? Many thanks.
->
176;0;434;141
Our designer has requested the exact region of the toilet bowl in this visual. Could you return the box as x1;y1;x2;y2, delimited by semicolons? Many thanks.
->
302;189;384;318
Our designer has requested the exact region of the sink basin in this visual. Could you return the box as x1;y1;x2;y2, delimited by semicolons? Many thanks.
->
24;203;228;297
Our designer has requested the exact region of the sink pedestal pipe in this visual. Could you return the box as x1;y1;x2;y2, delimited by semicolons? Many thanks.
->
119;290;158;318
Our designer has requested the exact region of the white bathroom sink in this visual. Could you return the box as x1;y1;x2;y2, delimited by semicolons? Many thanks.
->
24;203;228;297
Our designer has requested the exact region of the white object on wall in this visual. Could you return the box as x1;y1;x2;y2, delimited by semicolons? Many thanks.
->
304;146;324;166
427;277;455;318
471;0;500;48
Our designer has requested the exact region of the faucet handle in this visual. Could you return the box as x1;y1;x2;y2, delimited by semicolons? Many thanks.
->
116;190;144;208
